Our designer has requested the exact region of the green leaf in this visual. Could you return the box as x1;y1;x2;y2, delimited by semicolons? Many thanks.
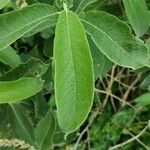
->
0;3;58;51
80;11;149;69
0;58;49;81
23;21;54;38
135;93;150;106
9;103;35;145
54;6;94;133
145;39;150;67
88;36;112;79
35;110;56;150
0;46;22;68
0;0;10;10
43;37;54;57
0;77;43;104
73;0;98;13
123;0;149;37
140;74;150;91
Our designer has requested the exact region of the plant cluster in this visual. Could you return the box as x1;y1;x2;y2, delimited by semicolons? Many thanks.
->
0;0;149;150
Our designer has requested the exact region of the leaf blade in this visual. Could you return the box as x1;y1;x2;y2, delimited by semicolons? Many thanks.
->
88;36;112;79
0;0;10;10
123;0;149;37
54;9;94;133
9;103;35;145
35;110;56;150
0;77;43;104
0;3;58;51
135;93;150;106
0;46;22;68
80;11;149;69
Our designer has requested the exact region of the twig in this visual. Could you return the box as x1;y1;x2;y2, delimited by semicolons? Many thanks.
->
94;88;135;109
74;106;101;149
103;65;116;108
127;130;150;150
106;74;136;90
122;73;141;107
109;121;150;150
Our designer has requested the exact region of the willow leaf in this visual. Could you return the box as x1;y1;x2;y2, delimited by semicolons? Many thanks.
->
9;104;35;145
35;110;56;150
0;0;10;10
123;0;149;37
80;11;149;69
0;77;43;104
54;5;94;133
0;3;58;51
0;46;22;68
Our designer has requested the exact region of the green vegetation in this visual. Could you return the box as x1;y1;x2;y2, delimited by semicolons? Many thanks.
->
0;0;149;149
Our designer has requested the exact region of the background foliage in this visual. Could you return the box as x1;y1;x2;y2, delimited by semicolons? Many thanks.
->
0;0;149;150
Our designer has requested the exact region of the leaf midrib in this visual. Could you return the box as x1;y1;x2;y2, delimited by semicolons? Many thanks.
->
0;11;58;50
64;10;78;127
0;12;58;40
75;0;97;13
40;116;52;149
10;104;34;144
81;19;129;54
75;0;84;13
81;19;137;68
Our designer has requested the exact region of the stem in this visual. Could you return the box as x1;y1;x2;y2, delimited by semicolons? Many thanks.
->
109;122;150;150
63;3;68;11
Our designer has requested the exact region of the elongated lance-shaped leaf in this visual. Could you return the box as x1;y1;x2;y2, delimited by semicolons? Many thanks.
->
54;4;94;133
123;0;149;37
0;3;58;51
140;74;150;91
9;103;35;145
0;46;22;68
135;93;150;106
87;36;112;79
35;110;56;150
80;11;149;69
0;0;10;10
145;39;150;68
0;77;43;104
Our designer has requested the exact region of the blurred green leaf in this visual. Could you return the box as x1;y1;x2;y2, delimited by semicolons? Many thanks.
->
123;0;149;37
0;77;43;104
35;109;56;150
8;103;35;145
140;74;150;91
88;36;112;79
0;46;21;68
135;93;150;106
0;0;10;10
145;38;150;68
